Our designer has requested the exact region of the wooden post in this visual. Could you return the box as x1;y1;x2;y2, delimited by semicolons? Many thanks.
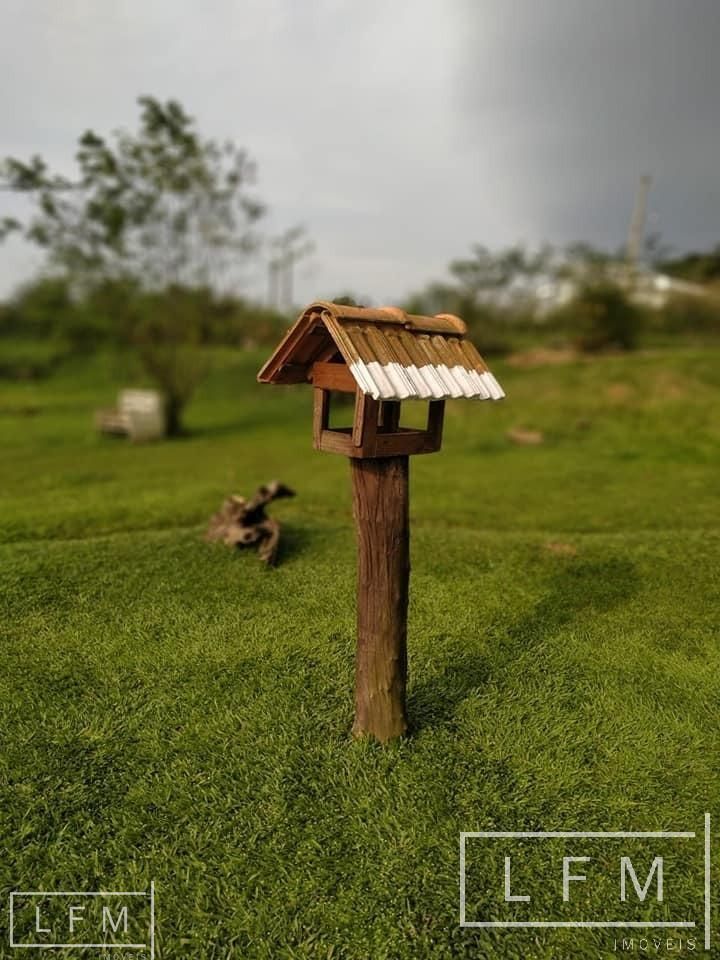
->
258;301;503;746
350;455;409;741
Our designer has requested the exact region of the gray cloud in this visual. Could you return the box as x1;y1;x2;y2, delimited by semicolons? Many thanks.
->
456;0;720;251
1;0;718;305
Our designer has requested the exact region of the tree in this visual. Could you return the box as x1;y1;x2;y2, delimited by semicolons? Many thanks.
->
658;245;720;284
1;96;264;433
572;280;643;351
1;275;73;340
449;243;552;306
404;245;553;354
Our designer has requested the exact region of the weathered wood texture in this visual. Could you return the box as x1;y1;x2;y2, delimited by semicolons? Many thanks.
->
352;390;378;448
379;400;401;431
310;361;356;393
312;390;445;459
426;399;445;448
350;456;409;742
313;387;329;447
204;481;295;565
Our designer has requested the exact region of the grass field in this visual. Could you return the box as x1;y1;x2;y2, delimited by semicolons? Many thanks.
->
1;345;719;959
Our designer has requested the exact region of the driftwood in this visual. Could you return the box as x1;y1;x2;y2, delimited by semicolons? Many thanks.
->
205;481;295;565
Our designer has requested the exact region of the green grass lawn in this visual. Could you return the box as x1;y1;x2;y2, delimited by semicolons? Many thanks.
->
1;346;719;959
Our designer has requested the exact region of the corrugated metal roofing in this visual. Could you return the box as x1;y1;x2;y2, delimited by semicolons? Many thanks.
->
257;301;505;402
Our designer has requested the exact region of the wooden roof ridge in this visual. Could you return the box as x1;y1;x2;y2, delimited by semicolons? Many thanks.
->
306;301;468;336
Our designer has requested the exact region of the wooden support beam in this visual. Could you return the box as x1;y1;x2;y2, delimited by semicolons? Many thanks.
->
379;400;401;431
371;430;432;457
316;342;343;363
318;426;440;458
271;362;310;384
426;399;445;448
317;427;355;456
312;387;330;448
350;455;409;742
352;390;379;448
310;361;357;393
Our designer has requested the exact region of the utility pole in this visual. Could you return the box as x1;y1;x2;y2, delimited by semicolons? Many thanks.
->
268;226;313;312
626;174;652;265
267;258;281;309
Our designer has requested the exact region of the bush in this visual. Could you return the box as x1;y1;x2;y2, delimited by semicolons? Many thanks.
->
1;275;73;341
654;292;720;337
566;281;643;352
0;338;67;379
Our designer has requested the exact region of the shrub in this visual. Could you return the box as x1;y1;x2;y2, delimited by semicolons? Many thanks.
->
655;292;720;337
569;281;643;352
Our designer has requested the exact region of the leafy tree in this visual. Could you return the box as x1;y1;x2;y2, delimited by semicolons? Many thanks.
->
658;245;720;284
1;96;264;433
1;276;73;339
560;242;615;276
449;244;552;304
570;281;643;352
549;244;644;351
404;245;553;354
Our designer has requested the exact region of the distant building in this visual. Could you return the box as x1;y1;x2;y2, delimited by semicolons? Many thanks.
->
534;264;708;315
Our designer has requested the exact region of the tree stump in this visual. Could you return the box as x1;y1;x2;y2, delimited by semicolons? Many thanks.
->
350;455;409;741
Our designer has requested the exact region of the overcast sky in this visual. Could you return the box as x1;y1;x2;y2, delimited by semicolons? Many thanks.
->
1;0;718;304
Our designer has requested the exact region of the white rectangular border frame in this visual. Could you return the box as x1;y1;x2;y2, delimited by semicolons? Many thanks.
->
9;883;155;956
460;818;710;950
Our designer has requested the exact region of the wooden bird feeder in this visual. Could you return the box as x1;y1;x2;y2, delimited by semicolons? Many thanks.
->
258;301;505;742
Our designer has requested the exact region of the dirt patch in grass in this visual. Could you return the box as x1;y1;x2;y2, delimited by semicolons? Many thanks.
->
543;540;578;557
507;346;581;368
605;382;635;403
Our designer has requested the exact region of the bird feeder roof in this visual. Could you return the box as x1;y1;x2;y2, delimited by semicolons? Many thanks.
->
257;301;505;401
